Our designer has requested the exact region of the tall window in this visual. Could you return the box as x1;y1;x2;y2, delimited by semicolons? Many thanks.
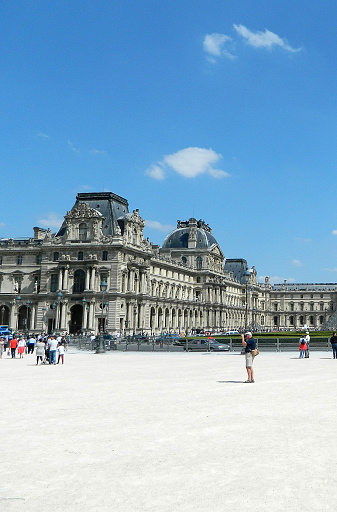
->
79;223;88;241
182;256;187;264
102;251;108;261
0;255;2;265
73;269;85;293
196;256;202;270
17;255;23;265
53;252;59;262
36;254;42;264
78;251;84;261
50;274;59;292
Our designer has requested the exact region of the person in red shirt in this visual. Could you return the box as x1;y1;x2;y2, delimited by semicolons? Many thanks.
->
10;338;18;358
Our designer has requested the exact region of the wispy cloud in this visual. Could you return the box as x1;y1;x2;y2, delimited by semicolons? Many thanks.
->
90;148;106;155
291;259;303;267
0;222;5;229
322;267;337;273
145;220;175;232
203;33;235;62
68;140;80;153
37;213;63;229
36;132;50;139
332;230;337;236
233;24;301;52
146;147;230;180
293;236;312;243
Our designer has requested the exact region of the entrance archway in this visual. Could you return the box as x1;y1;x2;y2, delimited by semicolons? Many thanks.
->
70;304;83;334
0;305;10;326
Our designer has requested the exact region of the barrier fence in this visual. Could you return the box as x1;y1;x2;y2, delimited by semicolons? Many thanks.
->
69;336;333;353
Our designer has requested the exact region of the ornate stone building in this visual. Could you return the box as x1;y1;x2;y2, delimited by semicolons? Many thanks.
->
0;191;335;334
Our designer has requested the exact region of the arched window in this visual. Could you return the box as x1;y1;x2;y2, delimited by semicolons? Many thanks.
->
196;256;202;270
79;223;88;241
73;269;85;293
182;256;187;264
289;316;294;325
53;252;59;262
102;251;108;261
78;251;83;261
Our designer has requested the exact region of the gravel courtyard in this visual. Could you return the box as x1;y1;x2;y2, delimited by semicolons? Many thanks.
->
1;349;336;512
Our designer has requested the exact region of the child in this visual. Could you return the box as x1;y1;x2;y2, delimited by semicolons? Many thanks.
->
57;342;65;364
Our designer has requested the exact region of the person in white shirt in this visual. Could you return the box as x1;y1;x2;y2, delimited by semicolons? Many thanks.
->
57;342;65;364
48;336;58;364
305;331;310;358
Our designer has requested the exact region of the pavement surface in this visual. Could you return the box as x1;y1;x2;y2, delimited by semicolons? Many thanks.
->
1;348;336;512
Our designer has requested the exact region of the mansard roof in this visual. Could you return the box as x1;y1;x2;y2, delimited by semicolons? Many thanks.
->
56;192;129;237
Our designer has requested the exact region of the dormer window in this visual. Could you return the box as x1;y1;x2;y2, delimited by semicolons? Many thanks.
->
53;252;59;262
79;223;88;241
102;251;108;261
78;251;84;261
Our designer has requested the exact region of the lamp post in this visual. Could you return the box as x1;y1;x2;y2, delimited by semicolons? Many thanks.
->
82;297;87;333
96;281;107;354
133;304;137;336
1;305;5;325
42;307;46;333
56;291;63;332
25;300;31;335
15;295;21;332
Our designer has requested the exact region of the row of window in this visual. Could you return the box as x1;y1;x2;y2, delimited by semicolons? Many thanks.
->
50;270;108;293
273;315;324;326
0;251;110;266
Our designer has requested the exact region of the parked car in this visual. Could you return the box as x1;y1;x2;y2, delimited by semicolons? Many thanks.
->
183;339;230;351
224;330;239;336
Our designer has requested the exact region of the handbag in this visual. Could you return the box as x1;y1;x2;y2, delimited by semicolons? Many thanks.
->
251;348;259;357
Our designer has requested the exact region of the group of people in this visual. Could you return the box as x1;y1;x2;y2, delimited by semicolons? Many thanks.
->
299;331;311;358
0;334;67;365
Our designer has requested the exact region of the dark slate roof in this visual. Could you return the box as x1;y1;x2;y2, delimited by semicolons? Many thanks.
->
162;227;219;249
56;192;129;237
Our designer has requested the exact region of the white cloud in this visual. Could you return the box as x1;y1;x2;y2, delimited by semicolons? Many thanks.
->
146;148;230;180
36;132;50;139
145;220;175;232
37;213;63;229
145;164;165;180
203;33;235;61
332;230;337;236
68;140;80;153
0;222;5;228
90;148;106;155
291;259;303;267
233;24;301;52
322;267;337;273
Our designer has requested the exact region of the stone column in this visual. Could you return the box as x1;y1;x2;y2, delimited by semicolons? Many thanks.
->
63;266;69;291
85;268;90;290
91;267;96;291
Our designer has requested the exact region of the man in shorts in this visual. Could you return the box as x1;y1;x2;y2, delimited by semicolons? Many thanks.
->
241;331;256;383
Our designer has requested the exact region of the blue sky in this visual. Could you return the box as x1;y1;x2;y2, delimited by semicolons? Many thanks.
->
1;0;337;284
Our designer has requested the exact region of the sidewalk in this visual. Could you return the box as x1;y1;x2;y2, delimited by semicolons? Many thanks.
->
1;351;336;511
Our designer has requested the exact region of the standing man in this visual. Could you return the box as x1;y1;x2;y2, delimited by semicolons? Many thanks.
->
305;331;310;358
10;337;18;358
241;331;256;383
330;332;337;359
48;336;58;365
27;335;36;354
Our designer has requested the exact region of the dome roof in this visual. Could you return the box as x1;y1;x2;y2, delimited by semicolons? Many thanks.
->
162;227;219;249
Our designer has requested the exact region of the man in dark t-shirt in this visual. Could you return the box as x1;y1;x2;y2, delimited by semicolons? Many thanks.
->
241;332;256;383
331;332;337;359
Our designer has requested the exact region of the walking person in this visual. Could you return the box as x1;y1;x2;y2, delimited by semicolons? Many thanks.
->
331;332;337;359
57;342;65;364
241;331;256;383
299;338;307;358
35;338;46;365
27;336;36;354
10;337;18;358
17;337;26;358
305;331;310;358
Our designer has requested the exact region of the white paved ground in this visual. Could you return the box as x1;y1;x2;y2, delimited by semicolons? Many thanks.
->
1;349;336;512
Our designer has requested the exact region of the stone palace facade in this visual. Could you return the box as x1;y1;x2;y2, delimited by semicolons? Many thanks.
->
0;191;336;334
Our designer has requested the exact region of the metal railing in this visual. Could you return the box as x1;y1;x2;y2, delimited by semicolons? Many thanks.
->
69;335;332;353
